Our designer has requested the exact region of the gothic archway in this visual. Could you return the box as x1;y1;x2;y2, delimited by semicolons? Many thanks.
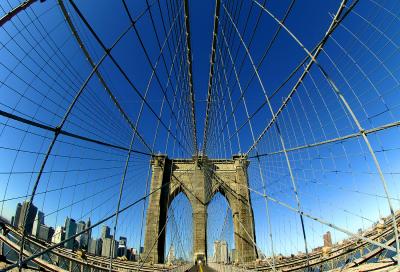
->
207;192;234;263
165;192;193;264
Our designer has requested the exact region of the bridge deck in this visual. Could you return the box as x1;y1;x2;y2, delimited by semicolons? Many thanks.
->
189;264;218;272
329;261;398;272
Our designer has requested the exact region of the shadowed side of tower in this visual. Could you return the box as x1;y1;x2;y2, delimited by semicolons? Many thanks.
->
142;155;172;263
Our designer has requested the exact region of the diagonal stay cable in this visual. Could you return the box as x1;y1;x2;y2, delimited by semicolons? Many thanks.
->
250;120;400;159
249;0;400;260
202;0;221;158
15;19;140;269
0;0;40;27
245;0;356;156
58;0;153;153
219;0;297;141
0;109;151;155
222;0;350;146
205;162;398;254
121;0;194;155
222;5;312;267
183;0;198;155
67;0;191;156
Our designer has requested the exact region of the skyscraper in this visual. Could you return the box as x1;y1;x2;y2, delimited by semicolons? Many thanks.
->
129;248;138;261
101;225;111;239
76;221;85;233
220;240;228;264
76;220;86;249
101;237;118;258
86;218;92;242
117;236;127;257
52;226;65;245
32;210;44;237
323;231;332;247
214;240;221;263
88;238;102;256
38;225;54;242
167;245;175;264
119;236;127;247
213;240;228;263
64;217;77;250
13;203;22;227
18;201;38;234
230;249;236;263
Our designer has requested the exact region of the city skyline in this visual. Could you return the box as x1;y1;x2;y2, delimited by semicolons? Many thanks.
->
9;201;140;260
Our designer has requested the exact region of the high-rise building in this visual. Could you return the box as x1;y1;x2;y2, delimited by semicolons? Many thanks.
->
213;240;221;263
230;249;236;263
18;201;38;234
128;248;138;261
76;221;85;234
64;217;77;250
220;240;228;264
52;226;65;245
75;220;87;249
167;245;175;264
88;238;102;256
13;203;22;227
38;225;54;242
119;236;127;247
32;211;44;237
117;236;127;257
213;240;228;263
101;225;111;239
323;231;332;247
86;218;92;242
101;237;118;258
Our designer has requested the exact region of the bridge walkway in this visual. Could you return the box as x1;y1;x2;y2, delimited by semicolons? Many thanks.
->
189;264;218;272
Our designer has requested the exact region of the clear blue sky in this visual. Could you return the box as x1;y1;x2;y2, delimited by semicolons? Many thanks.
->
1;0;400;261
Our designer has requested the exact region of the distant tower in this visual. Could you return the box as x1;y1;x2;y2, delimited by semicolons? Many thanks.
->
88;238;102;256
101;237;118;258
64;217;77;249
13;203;22;227
101;225;111;239
323;231;332;247
75;220;86;248
213;240;221;263
167;245;175;264
118;236;127;257
32;211;44;237
86;218;92;241
76;221;85;233
220;241;228;264
18;201;38;234
52;226;65;244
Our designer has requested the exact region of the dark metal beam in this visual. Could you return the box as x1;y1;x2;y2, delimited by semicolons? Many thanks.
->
0;109;151;156
0;0;44;27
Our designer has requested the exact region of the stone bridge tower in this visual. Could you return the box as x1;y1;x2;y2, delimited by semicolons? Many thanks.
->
143;155;257;264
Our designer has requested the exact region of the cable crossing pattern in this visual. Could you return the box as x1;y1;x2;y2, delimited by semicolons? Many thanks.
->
0;0;400;271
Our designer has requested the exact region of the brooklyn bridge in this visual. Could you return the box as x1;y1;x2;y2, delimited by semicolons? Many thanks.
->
0;0;400;271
